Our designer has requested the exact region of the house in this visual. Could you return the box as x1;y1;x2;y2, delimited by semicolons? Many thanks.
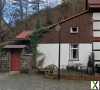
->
37;10;93;69
1;0;100;73
37;0;100;70
88;0;100;69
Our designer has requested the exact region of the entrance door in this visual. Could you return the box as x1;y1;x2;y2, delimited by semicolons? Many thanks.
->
11;51;21;71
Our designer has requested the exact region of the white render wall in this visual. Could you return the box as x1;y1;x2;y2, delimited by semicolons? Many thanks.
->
93;13;100;30
93;42;100;61
94;51;100;60
37;43;92;68
93;22;100;30
93;13;100;64
93;31;100;37
93;42;100;49
79;44;92;66
93;13;100;20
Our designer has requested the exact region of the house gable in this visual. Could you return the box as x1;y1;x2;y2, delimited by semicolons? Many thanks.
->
40;11;93;43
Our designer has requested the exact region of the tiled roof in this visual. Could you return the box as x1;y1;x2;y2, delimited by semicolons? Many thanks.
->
15;10;88;42
16;31;33;40
46;10;88;30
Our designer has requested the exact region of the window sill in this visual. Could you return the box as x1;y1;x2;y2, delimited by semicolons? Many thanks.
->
70;32;79;34
69;59;79;61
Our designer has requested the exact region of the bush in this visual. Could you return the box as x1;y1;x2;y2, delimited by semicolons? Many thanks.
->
21;68;29;73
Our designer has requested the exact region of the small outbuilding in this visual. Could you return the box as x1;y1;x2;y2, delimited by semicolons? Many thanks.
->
3;45;26;73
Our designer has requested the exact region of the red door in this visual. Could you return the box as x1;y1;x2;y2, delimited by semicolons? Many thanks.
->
11;51;21;71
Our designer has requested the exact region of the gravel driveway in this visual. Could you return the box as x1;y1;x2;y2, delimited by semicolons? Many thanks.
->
0;73;90;90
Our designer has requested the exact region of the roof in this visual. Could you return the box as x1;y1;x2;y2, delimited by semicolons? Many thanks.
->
15;10;88;41
16;31;33;40
4;45;26;49
46;10;88;30
88;0;100;8
39;9;92;43
88;0;100;4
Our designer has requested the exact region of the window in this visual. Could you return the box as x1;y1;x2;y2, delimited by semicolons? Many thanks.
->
70;27;79;33
70;44;79;61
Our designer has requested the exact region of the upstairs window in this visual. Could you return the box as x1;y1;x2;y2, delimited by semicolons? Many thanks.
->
70;27;79;33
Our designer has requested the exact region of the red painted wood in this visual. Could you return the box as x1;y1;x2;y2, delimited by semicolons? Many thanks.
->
93;37;100;42
11;51;21;71
16;31;33;40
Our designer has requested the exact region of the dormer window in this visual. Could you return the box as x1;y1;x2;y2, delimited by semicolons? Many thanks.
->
70;27;79;33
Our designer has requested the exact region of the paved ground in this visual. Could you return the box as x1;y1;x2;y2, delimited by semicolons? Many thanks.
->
0;73;90;90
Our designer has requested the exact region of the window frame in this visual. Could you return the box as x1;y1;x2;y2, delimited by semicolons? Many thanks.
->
70;26;79;33
69;44;79;61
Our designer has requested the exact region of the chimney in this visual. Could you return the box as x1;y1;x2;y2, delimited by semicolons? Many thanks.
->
85;0;88;10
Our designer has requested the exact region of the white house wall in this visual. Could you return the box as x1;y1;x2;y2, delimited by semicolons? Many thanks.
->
93;13;100;20
94;51;100;60
93;13;100;65
79;44;92;66
37;44;69;68
93;42;100;49
93;13;100;30
60;44;69;69
37;44;59;68
93;31;100;37
37;44;92;68
93;22;100;30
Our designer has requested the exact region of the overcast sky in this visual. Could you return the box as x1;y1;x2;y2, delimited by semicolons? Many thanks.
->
48;0;61;7
4;0;62;24
8;0;61;7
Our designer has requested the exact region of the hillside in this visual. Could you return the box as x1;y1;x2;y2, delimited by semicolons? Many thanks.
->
7;0;86;39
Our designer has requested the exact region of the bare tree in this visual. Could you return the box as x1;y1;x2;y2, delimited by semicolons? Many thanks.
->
45;0;52;25
11;0;24;20
0;0;6;29
0;0;7;42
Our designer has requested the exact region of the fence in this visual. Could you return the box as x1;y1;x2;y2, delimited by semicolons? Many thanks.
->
0;53;9;72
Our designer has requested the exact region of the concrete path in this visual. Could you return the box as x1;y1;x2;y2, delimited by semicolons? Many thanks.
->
0;73;90;90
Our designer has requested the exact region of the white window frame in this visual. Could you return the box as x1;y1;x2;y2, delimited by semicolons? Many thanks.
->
70;27;79;33
70;44;79;61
